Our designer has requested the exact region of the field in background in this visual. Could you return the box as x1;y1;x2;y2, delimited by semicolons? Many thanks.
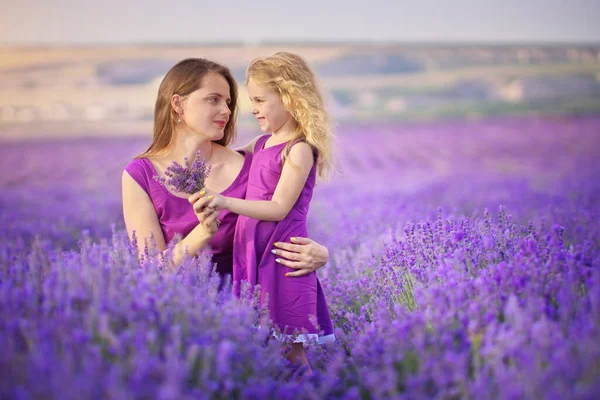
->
1;115;598;248
1;43;600;139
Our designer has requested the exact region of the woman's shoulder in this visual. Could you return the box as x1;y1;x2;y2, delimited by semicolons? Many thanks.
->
214;144;252;164
124;156;149;168
123;157;155;190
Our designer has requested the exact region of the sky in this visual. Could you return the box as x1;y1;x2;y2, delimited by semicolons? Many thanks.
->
0;0;599;45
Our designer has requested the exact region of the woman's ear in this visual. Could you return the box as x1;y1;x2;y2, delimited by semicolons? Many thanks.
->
171;94;184;115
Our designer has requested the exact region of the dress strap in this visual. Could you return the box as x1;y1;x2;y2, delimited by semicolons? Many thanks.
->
255;134;270;152
124;158;153;196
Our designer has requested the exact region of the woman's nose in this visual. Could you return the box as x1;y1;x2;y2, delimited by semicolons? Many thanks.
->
222;103;232;116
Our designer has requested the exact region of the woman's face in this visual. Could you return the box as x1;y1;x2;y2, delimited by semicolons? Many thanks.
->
177;72;232;141
247;77;292;133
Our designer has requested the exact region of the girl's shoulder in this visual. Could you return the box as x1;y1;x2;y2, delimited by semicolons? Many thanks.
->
287;140;316;163
286;138;318;162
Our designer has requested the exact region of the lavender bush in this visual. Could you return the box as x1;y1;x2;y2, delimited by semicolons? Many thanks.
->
1;116;599;398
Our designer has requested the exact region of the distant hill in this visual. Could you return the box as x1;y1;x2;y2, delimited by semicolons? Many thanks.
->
1;43;599;139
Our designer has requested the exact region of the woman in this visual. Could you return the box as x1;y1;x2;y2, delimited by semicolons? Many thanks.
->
122;58;329;276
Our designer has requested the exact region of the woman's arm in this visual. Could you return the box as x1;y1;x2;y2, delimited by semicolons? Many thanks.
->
200;142;315;221
122;171;216;269
271;237;329;277
233;135;264;154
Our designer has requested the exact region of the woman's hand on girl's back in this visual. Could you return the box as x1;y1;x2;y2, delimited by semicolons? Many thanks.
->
271;237;329;277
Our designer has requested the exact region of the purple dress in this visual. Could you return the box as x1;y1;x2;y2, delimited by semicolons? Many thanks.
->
124;151;252;276
233;135;335;344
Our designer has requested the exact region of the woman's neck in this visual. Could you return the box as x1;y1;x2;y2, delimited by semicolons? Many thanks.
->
166;129;214;164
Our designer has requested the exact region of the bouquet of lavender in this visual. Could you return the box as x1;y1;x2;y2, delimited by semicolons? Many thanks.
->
153;151;211;195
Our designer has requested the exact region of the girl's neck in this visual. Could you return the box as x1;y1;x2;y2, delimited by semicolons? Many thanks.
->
272;117;298;140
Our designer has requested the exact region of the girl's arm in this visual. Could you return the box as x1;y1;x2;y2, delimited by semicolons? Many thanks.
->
199;142;315;222
122;171;216;269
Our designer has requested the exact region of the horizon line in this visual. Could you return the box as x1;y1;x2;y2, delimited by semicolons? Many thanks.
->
1;39;600;49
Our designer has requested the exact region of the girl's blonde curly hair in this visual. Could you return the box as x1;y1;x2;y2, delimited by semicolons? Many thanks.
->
246;52;334;180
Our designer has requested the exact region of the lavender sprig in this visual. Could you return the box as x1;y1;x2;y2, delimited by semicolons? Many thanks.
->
153;151;211;195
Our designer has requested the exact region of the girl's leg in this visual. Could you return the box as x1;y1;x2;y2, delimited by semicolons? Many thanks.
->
286;343;312;374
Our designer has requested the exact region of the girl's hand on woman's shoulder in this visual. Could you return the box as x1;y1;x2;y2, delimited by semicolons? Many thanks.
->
271;237;329;277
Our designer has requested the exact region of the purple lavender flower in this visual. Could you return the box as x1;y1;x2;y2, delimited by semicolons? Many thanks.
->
153;151;211;195
2;117;600;398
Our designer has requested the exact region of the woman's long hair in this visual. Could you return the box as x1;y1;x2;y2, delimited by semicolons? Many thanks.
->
246;52;334;180
136;58;238;159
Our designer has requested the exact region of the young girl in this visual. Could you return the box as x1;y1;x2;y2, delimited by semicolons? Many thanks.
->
197;52;335;368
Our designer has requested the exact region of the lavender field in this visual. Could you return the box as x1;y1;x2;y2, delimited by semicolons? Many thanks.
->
1;116;599;399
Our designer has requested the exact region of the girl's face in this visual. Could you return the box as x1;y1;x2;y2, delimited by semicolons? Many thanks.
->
175;72;232;141
247;78;293;134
